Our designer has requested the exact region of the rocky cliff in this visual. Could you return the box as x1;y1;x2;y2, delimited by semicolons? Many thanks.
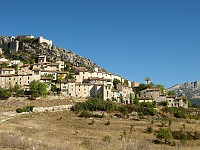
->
168;81;200;101
0;35;100;71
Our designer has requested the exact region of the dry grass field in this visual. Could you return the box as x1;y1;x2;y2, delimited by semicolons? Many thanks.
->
0;98;200;150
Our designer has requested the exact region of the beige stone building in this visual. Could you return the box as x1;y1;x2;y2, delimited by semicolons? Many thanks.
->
138;88;188;108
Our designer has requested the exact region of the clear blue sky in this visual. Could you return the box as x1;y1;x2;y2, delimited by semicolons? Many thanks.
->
1;0;200;88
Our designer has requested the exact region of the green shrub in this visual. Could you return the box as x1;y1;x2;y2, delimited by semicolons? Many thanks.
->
156;128;173;144
0;87;11;100
71;98;118;112
159;101;168;106
78;111;104;118
16;106;35;113
162;107;188;119
79;111;94;118
139;102;157;116
16;108;24;113
147;126;153;133
172;131;200;140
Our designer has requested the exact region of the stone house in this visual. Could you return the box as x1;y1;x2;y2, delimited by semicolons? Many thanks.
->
138;88;188;108
1;68;15;75
166;95;188;108
139;88;160;99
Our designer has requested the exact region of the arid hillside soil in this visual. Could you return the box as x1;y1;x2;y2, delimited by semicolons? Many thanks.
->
0;98;200;150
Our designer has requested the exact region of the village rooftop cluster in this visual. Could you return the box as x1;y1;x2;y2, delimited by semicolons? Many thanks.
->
0;36;188;108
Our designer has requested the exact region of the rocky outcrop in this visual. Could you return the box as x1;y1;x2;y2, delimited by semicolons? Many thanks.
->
0;36;100;71
168;81;200;100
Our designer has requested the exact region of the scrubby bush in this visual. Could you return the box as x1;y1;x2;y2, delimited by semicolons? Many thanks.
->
16;106;35;113
139;102;157;116
162;107;188;119
71;98;118;112
156;128;173;144
0;87;11;100
147;126;153;133
78;111;104;118
172;131;200;140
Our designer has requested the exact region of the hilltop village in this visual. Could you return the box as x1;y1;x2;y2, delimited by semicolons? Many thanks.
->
0;35;188;108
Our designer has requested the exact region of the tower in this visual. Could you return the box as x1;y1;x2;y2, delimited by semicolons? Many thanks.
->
145;77;150;85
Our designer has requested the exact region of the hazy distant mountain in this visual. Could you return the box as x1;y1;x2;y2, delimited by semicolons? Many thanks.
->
168;81;200;106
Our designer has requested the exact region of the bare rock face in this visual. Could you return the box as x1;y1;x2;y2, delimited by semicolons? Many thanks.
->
168;81;200;100
0;36;100;71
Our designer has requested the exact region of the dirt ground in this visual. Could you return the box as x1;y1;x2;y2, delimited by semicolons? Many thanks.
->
0;98;200;150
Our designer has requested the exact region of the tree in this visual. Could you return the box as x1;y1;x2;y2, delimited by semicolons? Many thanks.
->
130;93;133;104
155;84;165;94
102;68;107;73
12;84;24;96
182;96;192;108
1;62;8;69
51;84;57;93
29;80;48;98
0;87;11;100
134;96;140;106
11;64;18;72
120;93;123;103
167;90;175;95
113;78;120;86
156;128;173;144
65;74;75;79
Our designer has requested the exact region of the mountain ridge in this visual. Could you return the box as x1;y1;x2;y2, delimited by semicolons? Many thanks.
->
168;81;200;102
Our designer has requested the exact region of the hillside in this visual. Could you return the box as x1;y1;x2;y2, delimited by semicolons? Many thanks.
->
0;35;100;71
168;81;200;106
